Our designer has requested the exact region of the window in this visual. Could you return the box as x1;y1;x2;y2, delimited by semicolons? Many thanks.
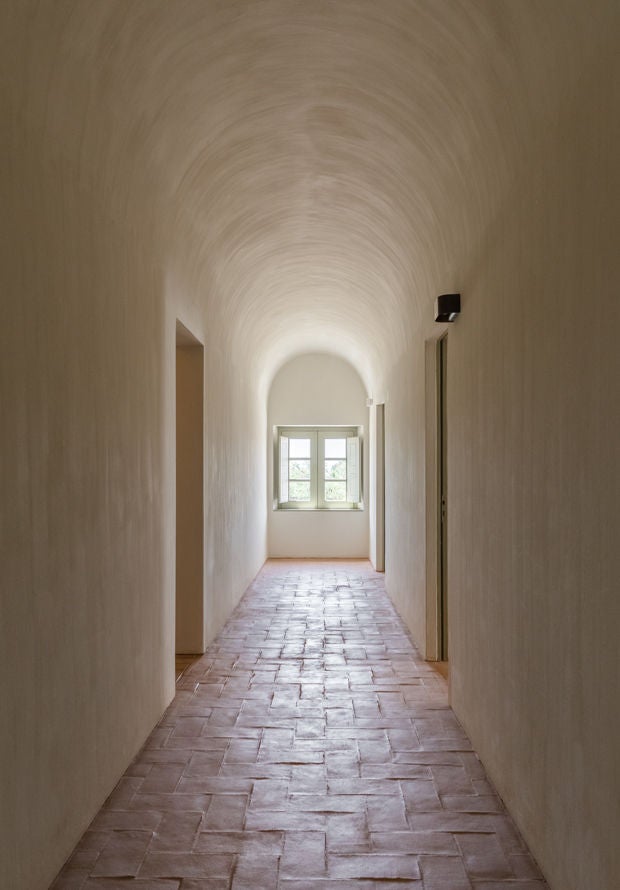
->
276;426;362;510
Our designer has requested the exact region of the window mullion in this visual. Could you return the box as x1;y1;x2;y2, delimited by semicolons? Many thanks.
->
279;434;289;504
311;430;319;508
317;430;324;508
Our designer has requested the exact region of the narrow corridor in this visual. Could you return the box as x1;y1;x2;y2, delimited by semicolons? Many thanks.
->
52;561;548;889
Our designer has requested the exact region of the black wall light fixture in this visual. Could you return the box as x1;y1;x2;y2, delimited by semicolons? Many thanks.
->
435;293;461;322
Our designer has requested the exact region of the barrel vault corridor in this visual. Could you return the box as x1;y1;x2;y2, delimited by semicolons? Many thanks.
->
1;3;618;890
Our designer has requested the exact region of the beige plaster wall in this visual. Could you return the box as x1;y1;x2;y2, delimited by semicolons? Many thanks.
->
0;127;172;889
384;26;620;890
447;74;620;888
0;55;266;890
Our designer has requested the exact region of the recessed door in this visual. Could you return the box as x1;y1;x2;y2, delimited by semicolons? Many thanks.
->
438;335;448;660
375;403;385;572
175;321;205;655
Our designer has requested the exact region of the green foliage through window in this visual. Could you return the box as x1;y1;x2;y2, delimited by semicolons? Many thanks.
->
276;427;362;510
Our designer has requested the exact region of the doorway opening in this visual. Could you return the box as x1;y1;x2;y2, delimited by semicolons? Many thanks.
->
425;335;448;669
374;403;386;572
175;321;205;675
438;335;448;661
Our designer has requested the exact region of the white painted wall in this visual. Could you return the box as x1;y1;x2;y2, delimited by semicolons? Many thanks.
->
268;354;369;558
383;35;620;890
0;62;267;890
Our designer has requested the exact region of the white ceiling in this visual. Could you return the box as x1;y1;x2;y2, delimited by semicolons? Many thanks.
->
2;0;610;391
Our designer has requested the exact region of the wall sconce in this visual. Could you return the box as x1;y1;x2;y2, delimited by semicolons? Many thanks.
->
435;293;461;322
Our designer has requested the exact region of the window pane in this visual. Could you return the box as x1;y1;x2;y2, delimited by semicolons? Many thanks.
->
289;437;311;458
325;459;346;480
324;438;346;458
279;436;289;504
325;481;347;501
289;480;311;501
289;459;311;480
347;436;360;502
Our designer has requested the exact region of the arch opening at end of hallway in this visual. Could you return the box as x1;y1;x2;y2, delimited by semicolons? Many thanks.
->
266;353;376;563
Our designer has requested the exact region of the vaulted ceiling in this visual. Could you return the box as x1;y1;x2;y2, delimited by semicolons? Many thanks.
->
1;0;607;391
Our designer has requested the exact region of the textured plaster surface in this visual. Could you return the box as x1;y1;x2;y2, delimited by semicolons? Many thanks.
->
1;2;618;889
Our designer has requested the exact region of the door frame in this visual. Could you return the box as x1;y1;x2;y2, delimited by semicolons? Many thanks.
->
425;336;448;661
374;403;385;572
175;319;205;656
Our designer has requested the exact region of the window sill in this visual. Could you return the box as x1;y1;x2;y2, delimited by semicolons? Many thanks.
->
274;505;364;512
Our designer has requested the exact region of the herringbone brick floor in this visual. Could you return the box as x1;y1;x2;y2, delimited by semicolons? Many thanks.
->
51;560;548;889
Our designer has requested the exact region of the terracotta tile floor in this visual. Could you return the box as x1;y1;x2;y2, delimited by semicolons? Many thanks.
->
51;559;548;889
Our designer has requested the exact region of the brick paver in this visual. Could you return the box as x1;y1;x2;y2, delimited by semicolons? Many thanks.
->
51;560;548;889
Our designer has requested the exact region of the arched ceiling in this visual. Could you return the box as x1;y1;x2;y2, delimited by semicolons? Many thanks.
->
2;0;608;392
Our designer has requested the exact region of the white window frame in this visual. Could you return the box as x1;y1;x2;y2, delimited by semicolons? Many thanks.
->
275;425;363;511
